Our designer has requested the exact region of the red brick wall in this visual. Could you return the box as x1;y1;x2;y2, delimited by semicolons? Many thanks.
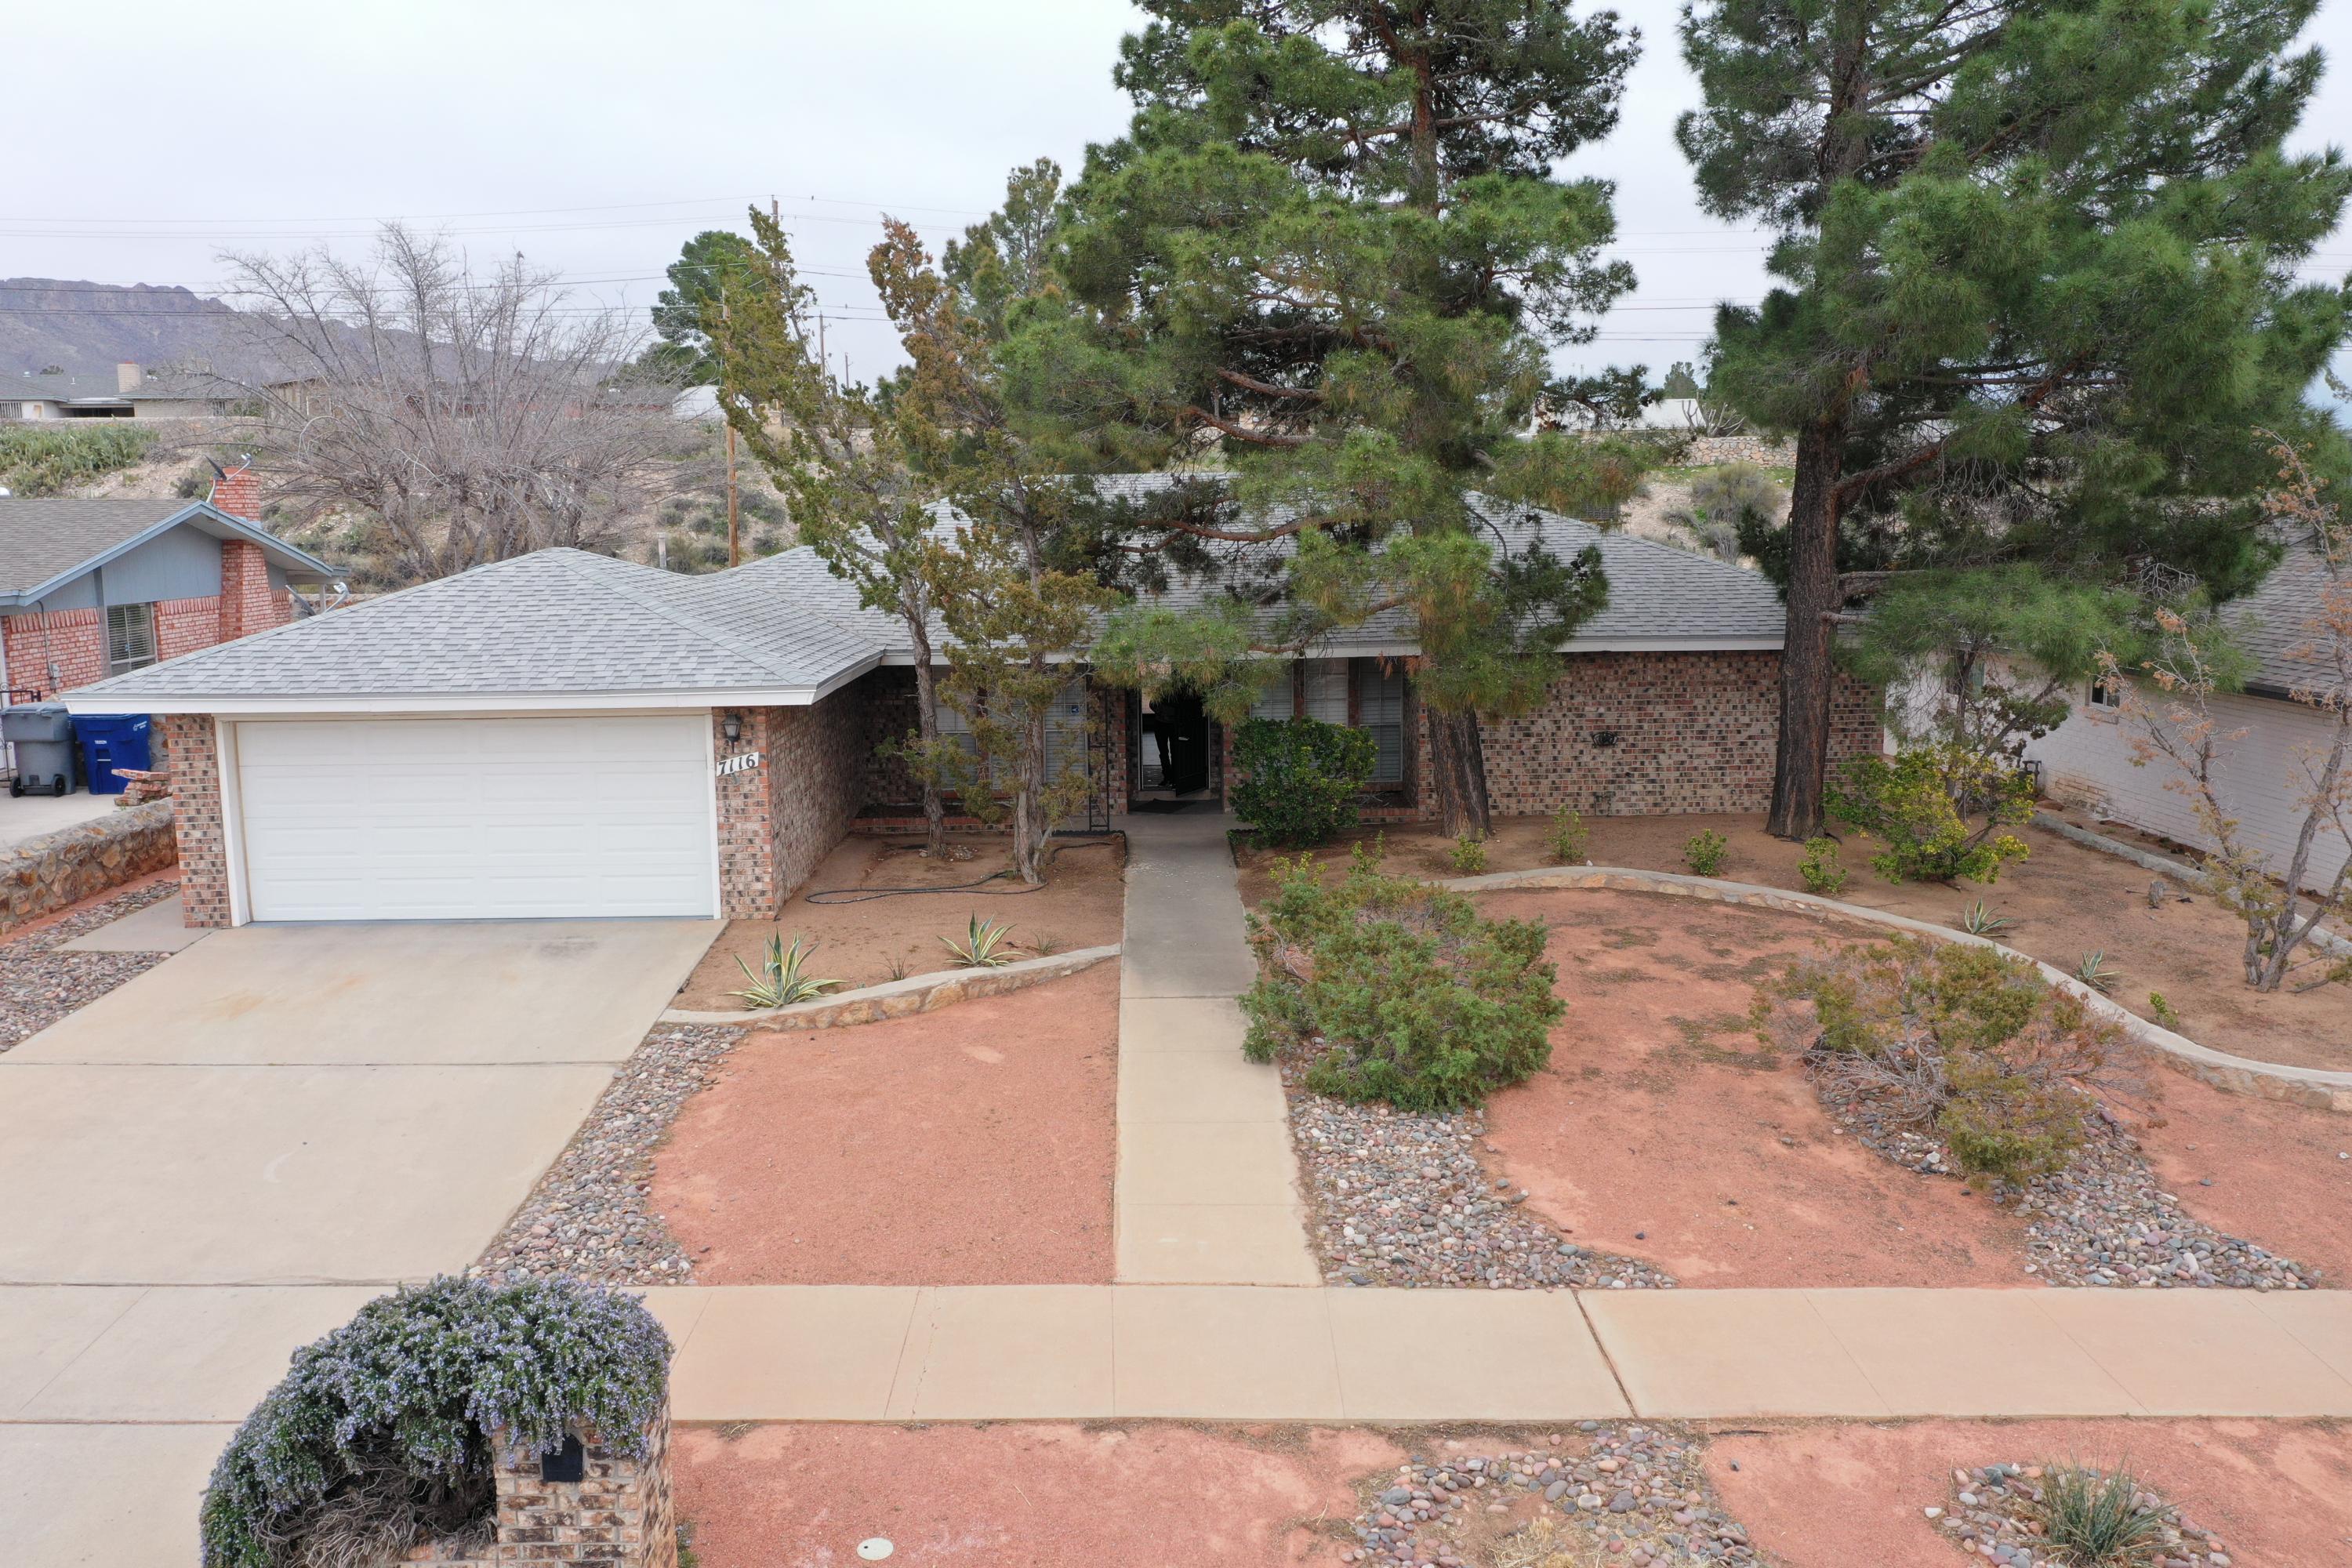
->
712;688;869;917
160;713;230;927
2;585;292;702
1469;651;1880;818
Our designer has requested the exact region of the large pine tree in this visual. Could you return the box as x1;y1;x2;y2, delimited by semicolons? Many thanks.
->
1680;0;2352;837
1044;0;1651;836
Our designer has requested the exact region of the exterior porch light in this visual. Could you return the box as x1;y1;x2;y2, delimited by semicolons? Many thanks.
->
721;712;742;743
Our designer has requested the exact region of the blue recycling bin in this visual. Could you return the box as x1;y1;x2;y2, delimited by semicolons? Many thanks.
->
74;713;152;796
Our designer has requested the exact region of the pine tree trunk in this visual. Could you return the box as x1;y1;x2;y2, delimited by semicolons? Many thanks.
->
1425;706;1492;840
1767;419;1846;840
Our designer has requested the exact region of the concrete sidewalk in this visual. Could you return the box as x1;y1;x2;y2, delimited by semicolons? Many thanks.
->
7;1281;2347;1564
13;1283;2345;1430
1113;811;1318;1285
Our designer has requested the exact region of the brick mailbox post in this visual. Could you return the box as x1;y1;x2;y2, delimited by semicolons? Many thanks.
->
394;1406;677;1567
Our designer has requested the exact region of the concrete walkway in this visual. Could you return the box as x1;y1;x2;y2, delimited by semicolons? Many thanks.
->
1113;810;1319;1285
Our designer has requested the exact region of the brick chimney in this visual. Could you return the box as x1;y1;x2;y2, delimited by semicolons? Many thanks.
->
115;361;144;395
212;459;285;641
209;457;260;521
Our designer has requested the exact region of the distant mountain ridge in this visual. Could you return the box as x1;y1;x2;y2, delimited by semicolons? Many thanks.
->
0;278;249;381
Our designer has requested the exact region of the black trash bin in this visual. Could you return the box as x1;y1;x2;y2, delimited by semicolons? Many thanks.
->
2;704;75;797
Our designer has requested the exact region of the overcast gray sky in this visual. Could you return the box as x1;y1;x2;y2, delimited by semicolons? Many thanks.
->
13;0;2352;390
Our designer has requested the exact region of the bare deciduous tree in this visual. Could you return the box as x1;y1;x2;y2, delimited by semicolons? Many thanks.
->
2107;433;2352;993
219;224;675;582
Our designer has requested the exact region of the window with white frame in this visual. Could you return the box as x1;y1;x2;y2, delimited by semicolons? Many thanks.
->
937;679;1091;788
106;603;158;676
2088;674;2123;713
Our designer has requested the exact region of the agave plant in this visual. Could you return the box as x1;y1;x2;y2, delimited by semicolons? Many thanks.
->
2074;950;2121;994
2037;1464;2169;1563
1958;900;2013;937
732;934;840;1009
942;913;1020;968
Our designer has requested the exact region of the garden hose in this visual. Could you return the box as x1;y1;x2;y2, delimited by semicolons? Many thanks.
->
801;833;1124;904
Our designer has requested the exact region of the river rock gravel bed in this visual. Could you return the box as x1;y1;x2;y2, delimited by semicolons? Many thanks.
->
1813;1062;2316;1290
1284;1071;1673;1291
1934;1461;2234;1567
472;1022;745;1283
0;879;180;1052
1341;1425;1759;1566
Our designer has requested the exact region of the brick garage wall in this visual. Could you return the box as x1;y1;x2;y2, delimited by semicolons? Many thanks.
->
712;684;869;918
1440;651;1879;818
159;713;230;927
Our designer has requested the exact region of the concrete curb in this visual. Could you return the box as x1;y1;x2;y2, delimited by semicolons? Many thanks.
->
1443;866;2352;1114
661;943;1120;1029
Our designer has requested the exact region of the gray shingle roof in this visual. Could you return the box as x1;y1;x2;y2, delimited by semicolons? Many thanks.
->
0;497;335;604
71;548;884;701
67;476;1788;705
0;499;192;595
2228;546;2342;698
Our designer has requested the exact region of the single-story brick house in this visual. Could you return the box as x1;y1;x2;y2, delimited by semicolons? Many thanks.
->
61;483;1875;927
0;467;336;706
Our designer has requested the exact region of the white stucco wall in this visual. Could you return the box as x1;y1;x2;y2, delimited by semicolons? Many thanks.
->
2028;684;2351;892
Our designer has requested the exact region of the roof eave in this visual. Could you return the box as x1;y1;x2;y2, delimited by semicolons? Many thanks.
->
60;684;839;717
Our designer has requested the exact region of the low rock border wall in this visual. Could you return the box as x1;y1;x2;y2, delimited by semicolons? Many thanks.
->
0;800;176;936
1445;866;2352;1114
662;943;1120;1029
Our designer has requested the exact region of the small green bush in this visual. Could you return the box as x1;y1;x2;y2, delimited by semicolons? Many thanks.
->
1828;746;2034;884
1796;837;1848;895
1761;938;2124;1184
0;423;155;496
1682;830;1729;877
1241;844;1564;1112
1546;806;1589;865
2147;992;2183;1030
1230;717;1377;847
200;1276;671;1568
1450;833;1488;874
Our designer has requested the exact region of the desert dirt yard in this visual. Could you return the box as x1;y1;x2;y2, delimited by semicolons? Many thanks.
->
649;965;1120;1284
668;1417;2352;1568
673;829;1126;1007
1237;811;2352;1073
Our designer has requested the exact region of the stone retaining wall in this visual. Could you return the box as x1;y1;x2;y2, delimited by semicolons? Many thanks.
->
663;943;1120;1029
1444;866;2352;1114
0;800;177;935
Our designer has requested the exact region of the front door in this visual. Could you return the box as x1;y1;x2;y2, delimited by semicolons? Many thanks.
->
1150;691;1211;795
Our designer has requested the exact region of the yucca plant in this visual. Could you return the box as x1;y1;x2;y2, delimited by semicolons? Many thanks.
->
2037;1464;2168;1563
942;913;1019;968
1958;900;2013;937
2074;950;2121;994
732;934;840;1008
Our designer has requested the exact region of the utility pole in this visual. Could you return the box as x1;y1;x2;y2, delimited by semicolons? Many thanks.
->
720;289;740;567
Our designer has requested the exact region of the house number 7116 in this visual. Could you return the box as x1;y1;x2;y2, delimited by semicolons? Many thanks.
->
715;751;764;777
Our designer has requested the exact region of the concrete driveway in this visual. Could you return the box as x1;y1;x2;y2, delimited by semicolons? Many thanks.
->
0;919;719;1284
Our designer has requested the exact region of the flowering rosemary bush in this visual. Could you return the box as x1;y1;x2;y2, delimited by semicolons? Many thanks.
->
199;1276;671;1568
1243;843;1563;1111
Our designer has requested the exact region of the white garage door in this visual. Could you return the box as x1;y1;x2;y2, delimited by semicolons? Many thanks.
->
233;716;716;921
